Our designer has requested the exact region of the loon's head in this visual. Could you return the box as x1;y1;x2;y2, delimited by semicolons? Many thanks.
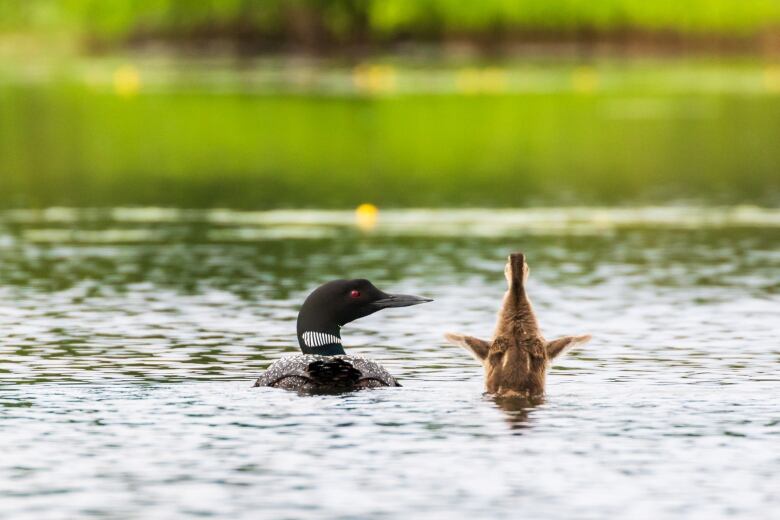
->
296;279;432;355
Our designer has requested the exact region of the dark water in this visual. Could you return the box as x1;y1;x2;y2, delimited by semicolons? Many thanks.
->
1;208;778;519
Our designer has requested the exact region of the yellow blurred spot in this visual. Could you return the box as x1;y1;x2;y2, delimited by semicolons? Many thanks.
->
572;66;599;93
763;65;780;93
355;203;379;231
456;68;482;94
481;67;507;92
353;64;396;94
113;65;141;97
456;67;507;94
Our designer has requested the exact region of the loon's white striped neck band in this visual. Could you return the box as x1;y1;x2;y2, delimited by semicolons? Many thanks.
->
301;331;342;348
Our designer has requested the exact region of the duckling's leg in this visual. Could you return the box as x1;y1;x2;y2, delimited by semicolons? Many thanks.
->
500;253;541;339
545;334;592;360
444;333;490;361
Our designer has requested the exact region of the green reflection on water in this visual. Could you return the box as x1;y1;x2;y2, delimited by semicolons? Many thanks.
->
1;61;779;208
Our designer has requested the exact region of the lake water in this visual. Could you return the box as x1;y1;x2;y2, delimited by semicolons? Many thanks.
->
0;208;778;519
2;59;780;208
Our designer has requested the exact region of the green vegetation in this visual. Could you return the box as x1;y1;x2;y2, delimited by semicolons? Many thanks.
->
2;4;780;209
1;60;779;209
3;0;780;47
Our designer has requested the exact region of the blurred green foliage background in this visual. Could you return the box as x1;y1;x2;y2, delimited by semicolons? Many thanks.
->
4;0;780;42
1;1;779;209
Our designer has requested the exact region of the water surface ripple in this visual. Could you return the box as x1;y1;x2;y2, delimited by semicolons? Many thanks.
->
1;209;778;519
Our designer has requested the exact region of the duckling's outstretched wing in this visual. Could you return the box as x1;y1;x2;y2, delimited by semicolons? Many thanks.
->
444;332;491;361
254;355;400;391
545;334;592;360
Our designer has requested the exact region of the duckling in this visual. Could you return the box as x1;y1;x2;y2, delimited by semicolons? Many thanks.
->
255;279;432;393
445;253;590;398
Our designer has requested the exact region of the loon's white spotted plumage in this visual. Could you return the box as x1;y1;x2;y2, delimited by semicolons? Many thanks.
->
254;354;400;391
301;331;342;348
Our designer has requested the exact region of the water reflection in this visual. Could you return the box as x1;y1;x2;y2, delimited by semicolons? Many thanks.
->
491;395;544;431
2;70;780;209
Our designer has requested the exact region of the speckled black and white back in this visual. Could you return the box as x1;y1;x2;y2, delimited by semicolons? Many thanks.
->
254;355;401;392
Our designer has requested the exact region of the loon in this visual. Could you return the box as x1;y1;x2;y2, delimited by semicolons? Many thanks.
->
445;253;591;398
254;279;432;392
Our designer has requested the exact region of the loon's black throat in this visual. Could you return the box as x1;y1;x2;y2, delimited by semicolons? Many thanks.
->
299;329;345;355
296;304;345;355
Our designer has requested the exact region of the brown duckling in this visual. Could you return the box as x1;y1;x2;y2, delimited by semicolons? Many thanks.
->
445;253;591;398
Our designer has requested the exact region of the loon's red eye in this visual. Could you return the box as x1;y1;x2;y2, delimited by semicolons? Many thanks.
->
350;290;361;298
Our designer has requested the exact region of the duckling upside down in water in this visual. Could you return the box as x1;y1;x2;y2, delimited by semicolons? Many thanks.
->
255;279;432;393
445;253;591;398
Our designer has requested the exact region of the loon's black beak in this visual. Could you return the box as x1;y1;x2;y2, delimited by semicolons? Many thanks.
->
371;293;433;309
